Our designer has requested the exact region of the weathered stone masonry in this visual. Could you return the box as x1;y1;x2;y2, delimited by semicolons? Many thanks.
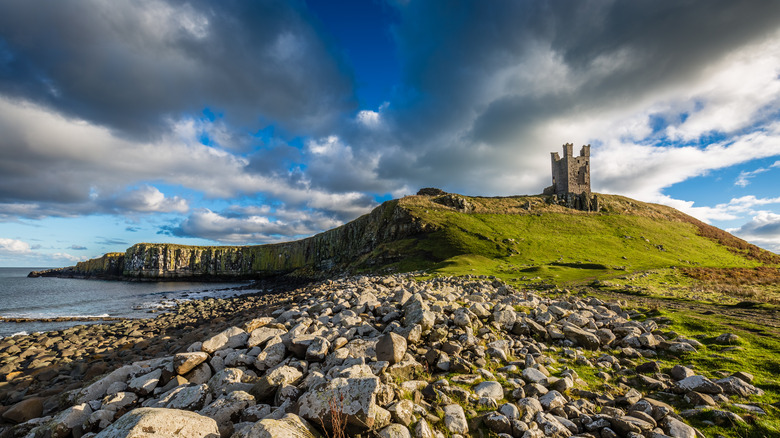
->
544;143;599;211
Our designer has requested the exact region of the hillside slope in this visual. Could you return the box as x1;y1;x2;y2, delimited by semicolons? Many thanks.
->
30;192;779;283
393;193;779;284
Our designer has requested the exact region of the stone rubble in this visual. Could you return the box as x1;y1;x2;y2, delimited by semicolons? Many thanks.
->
0;274;770;438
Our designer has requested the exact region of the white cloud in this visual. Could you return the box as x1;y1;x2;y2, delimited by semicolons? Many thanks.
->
164;205;343;243
0;238;32;255
51;252;86;263
111;185;189;214
735;167;770;187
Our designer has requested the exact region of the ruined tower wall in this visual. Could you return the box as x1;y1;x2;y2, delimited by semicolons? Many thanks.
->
550;143;590;196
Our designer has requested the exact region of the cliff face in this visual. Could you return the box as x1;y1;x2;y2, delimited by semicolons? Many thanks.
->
33;200;431;280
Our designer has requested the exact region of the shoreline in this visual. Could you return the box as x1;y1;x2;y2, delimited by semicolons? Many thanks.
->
0;275;302;340
0;279;310;416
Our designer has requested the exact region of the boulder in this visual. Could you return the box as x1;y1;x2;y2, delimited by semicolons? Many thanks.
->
297;375;391;432
1;397;44;423
670;365;695;381
443;404;468;434
236;413;321;438
677;375;723;394
128;368;162;396
474;381;504;399
305;337;330;362
199;390;256;438
154;384;213;410
483;411;512;434
201;327;249;354
94;407;219;438
402;295;435;332
175;352;211;375
715;376;764;397
562;325;600;350
255;336;287;371
377;423;412;438
36;402;93;438
247;327;287;348
376;332;407;365
662;416;696;438
78;364;142;403
251;366;303;400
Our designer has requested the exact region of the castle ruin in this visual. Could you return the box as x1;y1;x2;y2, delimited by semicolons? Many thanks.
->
544;143;599;211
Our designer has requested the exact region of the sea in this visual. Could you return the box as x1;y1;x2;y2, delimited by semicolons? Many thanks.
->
0;267;252;339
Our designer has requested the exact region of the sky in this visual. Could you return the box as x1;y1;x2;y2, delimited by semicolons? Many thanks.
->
1;0;780;267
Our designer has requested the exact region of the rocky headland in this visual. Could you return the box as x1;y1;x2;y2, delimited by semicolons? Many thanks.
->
1;274;769;438
29;199;428;281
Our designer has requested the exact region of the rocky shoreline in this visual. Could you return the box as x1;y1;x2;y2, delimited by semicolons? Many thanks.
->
0;274;771;438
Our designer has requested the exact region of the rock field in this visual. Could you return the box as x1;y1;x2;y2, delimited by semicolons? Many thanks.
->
0;274;768;438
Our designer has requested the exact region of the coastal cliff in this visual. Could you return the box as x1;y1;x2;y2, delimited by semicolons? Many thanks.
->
29;192;780;282
30;199;432;280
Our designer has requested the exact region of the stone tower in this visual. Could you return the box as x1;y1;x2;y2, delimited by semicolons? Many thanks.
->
543;143;597;211
547;143;590;196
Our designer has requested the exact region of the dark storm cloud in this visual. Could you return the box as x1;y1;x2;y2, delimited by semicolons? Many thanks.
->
0;0;356;139
345;0;780;193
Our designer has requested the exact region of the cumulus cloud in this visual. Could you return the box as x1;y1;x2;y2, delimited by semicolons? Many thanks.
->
2;0;780;249
108;185;189;214
161;205;344;243
0;238;85;264
0;238;32;255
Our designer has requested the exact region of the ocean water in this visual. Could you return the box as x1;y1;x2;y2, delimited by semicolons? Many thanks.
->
0;267;252;338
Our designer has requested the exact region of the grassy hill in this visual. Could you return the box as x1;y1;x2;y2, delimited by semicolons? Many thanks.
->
376;193;778;285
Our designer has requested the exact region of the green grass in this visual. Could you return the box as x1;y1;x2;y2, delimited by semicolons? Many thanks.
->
391;194;764;285
642;309;780;438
